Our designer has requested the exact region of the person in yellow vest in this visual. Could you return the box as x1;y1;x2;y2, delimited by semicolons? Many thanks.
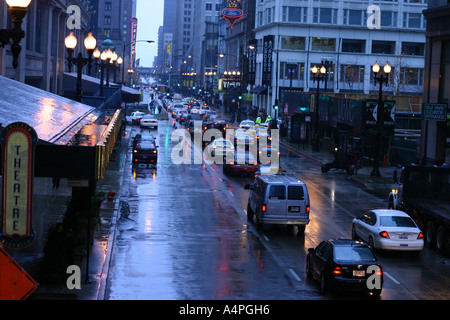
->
255;116;262;124
265;115;272;123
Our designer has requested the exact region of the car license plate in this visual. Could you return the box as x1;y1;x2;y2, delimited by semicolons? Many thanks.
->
289;206;300;212
399;234;409;239
353;270;365;277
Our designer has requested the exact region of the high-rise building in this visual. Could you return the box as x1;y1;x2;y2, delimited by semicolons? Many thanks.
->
92;0;137;80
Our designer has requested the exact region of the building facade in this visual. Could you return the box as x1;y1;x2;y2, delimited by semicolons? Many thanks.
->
0;0;93;95
251;0;427;117
421;0;450;165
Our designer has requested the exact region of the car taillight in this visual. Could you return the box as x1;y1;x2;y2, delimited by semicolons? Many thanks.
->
253;163;258;166
376;267;383;276
230;161;234;165
155;120;158;123
306;205;310;213
153;150;157;154
133;150;137;153
417;232;424;239
262;204;266;212
332;266;342;275
379;231;390;238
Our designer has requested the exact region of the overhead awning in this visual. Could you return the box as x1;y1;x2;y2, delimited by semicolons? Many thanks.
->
63;72;141;103
0;76;121;180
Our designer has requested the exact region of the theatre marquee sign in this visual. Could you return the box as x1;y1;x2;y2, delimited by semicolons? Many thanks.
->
0;122;37;249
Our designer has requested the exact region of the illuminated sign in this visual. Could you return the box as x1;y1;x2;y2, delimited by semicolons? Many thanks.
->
222;0;243;29
130;17;138;68
0;122;38;249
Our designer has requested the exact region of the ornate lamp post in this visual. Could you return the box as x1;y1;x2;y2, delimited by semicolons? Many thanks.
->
65;32;97;102
0;0;32;69
371;62;392;176
311;64;327;150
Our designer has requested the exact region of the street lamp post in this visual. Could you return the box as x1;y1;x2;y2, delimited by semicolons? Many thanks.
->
65;32;97;102
121;40;155;84
311;64;327;151
371;62;391;177
0;0;32;69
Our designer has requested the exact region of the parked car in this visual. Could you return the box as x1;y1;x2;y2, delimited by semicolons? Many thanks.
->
239;119;255;130
306;239;383;296
132;133;156;149
223;151;259;176
352;209;424;252
126;111;146;125
186;120;204;138
245;174;310;232
132;139;158;165
179;111;189;125
186;113;204;125
140;114;158;129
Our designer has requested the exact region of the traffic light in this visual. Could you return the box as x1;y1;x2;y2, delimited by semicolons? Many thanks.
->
273;99;279;110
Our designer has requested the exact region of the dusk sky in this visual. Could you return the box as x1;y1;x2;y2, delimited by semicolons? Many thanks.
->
135;0;164;68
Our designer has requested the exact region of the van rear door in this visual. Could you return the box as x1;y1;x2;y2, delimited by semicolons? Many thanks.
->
266;185;286;218
286;185;307;219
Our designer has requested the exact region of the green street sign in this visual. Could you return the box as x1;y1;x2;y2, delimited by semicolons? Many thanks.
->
422;103;447;121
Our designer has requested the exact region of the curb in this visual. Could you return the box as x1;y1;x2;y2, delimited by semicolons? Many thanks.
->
95;196;120;300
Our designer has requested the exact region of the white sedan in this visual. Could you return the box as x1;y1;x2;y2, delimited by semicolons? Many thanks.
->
352;209;424;251
239;119;255;129
205;138;235;157
140;114;158;129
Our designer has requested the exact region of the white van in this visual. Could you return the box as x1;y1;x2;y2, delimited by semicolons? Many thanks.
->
245;174;310;233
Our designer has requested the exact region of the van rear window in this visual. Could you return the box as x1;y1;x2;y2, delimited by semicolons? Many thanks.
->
288;186;304;200
269;185;285;199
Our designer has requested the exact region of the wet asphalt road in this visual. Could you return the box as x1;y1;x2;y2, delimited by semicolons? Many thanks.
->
104;117;450;300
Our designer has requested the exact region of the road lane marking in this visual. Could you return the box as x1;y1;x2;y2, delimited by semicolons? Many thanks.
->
384;271;400;285
289;268;302;282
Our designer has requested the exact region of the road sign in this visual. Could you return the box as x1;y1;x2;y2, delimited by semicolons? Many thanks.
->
0;246;38;300
422;103;447;121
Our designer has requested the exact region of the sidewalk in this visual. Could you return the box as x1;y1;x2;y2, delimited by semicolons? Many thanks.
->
279;137;399;201
30;131;129;300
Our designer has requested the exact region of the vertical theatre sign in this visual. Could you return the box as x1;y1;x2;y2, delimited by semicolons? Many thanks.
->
262;35;274;87
130;17;138;68
0;122;38;249
222;0;243;29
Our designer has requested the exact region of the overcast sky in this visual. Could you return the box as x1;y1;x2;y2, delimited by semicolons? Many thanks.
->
135;0;164;67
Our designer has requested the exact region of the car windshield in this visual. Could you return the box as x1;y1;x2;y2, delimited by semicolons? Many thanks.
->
143;115;155;119
380;216;416;228
334;246;377;262
190;115;203;120
215;140;232;147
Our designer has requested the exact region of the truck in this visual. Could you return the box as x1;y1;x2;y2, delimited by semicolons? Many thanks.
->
388;164;450;256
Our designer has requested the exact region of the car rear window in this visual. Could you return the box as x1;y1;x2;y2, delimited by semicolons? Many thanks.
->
380;216;416;228
269;185;286;200
333;246;377;262
288;186;305;200
136;142;155;149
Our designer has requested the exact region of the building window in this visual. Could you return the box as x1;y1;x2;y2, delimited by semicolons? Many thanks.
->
206;3;212;11
104;16;111;25
105;2;112;11
313;8;337;24
343;9;363;26
282;7;308;23
401;42;424;56
312;37;336;52
281;37;305;50
280;62;305;81
104;29;110;37
400;68;424;85
341;39;365;53
372;40;396;54
381;11;398;27
403;12;423;28
340;65;365;84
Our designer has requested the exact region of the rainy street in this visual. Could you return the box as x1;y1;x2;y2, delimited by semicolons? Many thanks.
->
104;117;450;300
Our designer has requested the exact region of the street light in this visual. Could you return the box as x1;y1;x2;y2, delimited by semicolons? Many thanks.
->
121;40;155;84
311;63;328;151
65;31;97;102
370;62;392;176
0;0;32;69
